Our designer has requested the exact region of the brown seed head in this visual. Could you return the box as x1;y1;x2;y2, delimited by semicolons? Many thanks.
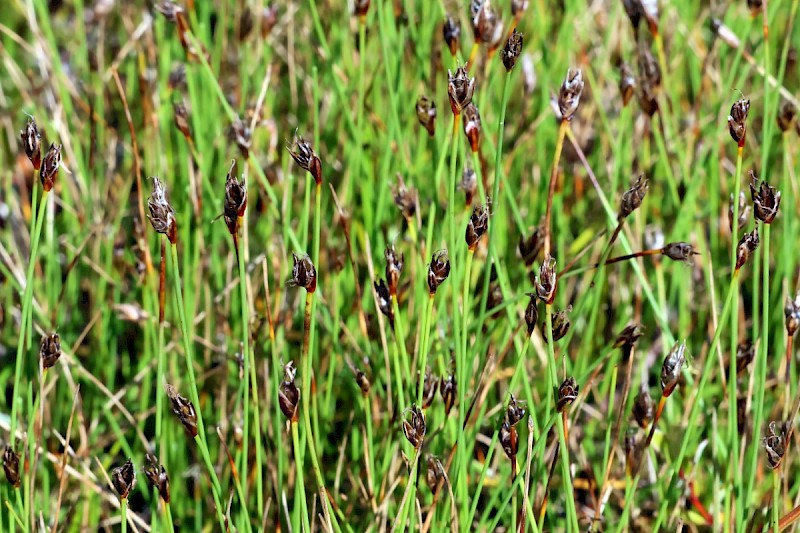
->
620;174;648;218
20;116;42;171
546;306;572;343
762;421;787;469
228;118;252;159
447;65;476;115
385;245;404;296
785;291;800;337
619;63;636;106
426;455;445;494
471;0;504;49
168;64;187;90
165;384;198;437
354;0;370;17
729;191;750;232
289;253;317;293
632;388;654;428
661;341;687;397
352;366;371;395
777;100;797;132
155;1;184;23
614;323;644;362
747;0;763;15
40;332;62;370
419;369;439;409
224;160;247;236
144;454;170;503
173;102;192;139
147;177;177;244
640;0;658;28
511;0;529;16
288;133;322;185
40;143;62;192
735;341;756;374
427;249;451;295
500;419;518;461
374;279;394;324
110;459;136;500
416;96;437;137
637;44;661;88
519;226;544;266
393;174;418;220
2;446;20;488
557;376;579;412
261;6;279;37
735;228;760;270
462;103;482;153
637;77;659;117
440;373;457;416
535;255;557;304
501;29;523;72
749;171;781;224
466;201;490;250
279;361;300;421
458;166;478;207
622;0;644;30
662;242;698;263
558;69;584;121
443;15;461;56
506;394;527;426
524;293;539;336
728;98;750;145
402;405;426;449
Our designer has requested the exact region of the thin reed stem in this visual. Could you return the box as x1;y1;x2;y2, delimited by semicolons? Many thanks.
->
291;421;311;533
543;121;568;258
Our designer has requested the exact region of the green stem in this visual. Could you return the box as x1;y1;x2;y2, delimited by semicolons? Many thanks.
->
193;435;228;531
416;295;434;406
730;144;744;529
291;421;310;533
456;249;475;516
773;468;781;533
302;393;342;533
121;498;128;533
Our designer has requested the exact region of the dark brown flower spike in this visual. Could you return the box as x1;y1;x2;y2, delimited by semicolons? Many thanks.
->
3;446;20;488
374;279;394;324
637;45;661;88
224;160;247;237
614;323;644;362
786;292;800;337
419;369;439;409
354;0;369;17
402;405;426;449
735;229;760;270
350;363;371;395
557;377;579;412
148;177;177;244
662;242;698;262
40;332;62;370
632;388;654;428
447;65;476;115
622;0;644;31
506;395;527;426
735;341;756;374
144;454;170;503
427;250;451;295
393;174;418;220
637;77;659;117
261;6;279;37
385;245;404;296
155;1;184;23
279;361;300;421
416;96;436;137
173;102;192;139
511;0;529;15
462;103;482;153
440;373;457;416
426;455;445;494
20;116;42;171
289;253;317;293
501;29;523;71
535;255;557;304
728;98;750;146
500;419;518;462
166;384;198;437
749;171;781;224
519;227;543;266
466;201;490;250
229;118;252;160
661;341;687;397
777;100;797;132
762;421;787;469
168;64;187;90
471;0;504;49
458;166;478;207
729;191;750;232
546;306;572;343
287;132;322;185
620;174;648;218
524;293;538;336
558;69;584;121
443;15;461;56
619;63;636;106
40;143;62;192
747;0;763;15
111;459;136;499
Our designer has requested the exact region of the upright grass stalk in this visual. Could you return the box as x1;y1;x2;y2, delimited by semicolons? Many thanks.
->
121;497;128;533
729;144;744;529
773;466;781;533
543;121;567;256
456;248;475;501
416;295;435;405
290;420;311;533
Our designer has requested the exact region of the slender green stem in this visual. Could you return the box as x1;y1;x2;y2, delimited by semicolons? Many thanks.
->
416;295;434;406
456;249;475;517
193;435;227;531
729;144;744;529
291;421;310;533
121;498;128;533
302;393;342;533
773;468;781;533
391;296;411;378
